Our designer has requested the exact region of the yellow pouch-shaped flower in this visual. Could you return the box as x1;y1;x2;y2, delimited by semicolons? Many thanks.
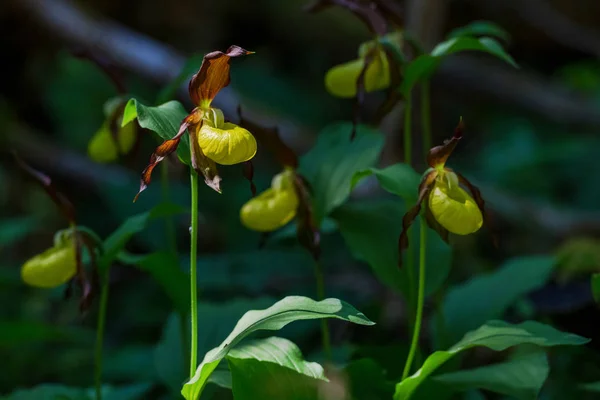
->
325;48;390;98
21;243;77;288
429;173;483;235
198;120;257;165
240;187;299;232
88;121;136;163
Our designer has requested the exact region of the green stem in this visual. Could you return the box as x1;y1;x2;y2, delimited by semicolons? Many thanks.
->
94;269;110;400
189;171;199;378
403;94;412;166
420;81;432;155
402;216;427;380
314;261;332;362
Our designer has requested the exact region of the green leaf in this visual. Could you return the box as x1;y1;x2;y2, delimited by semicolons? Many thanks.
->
345;358;395;400
333;200;451;298
226;337;327;400
399;55;440;96
434;350;549;400
394;320;589;400
353;164;421;203
181;296;374;400
0;321;94;347
122;98;191;165
447;21;510;42
100;203;185;272
122;251;188;314
431;37;518;67
440;255;556;345
591;273;600;303
299;122;384;223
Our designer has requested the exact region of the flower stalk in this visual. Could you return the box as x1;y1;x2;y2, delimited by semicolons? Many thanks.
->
189;171;200;378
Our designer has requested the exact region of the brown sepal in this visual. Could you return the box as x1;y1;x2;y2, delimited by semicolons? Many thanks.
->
133;114;193;202
188;117;222;193
293;173;321;261
72;230;94;313
398;169;438;267
305;0;387;36
373;44;403;125
455;171;499;248
14;152;76;224
351;48;377;141
426;118;464;168
237;106;298;168
242;160;257;197
189;46;253;106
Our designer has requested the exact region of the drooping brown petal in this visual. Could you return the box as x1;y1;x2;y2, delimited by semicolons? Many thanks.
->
188;119;222;193
398;169;438;267
351;48;377;141
73;230;94;313
237;106;298;168
133;115;192;202
426;118;464;168
455;171;499;248
13;153;76;224
305;0;387;36
373;44;403;125
294;173;321;261
188;46;253;106
242;160;257;197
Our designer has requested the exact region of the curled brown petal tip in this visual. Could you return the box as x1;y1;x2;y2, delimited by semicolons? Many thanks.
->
237;106;298;168
426;119;464;168
13;152;76;224
398;170;438;267
189;46;253;106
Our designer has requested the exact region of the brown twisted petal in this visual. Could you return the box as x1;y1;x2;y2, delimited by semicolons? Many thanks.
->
237;106;298;168
455;171;498;248
293;173;321;261
188;120;222;193
188;46;253;107
351;47;377;141
426;119;464;168
398;169;438;268
13;153;76;224
134;113;196;202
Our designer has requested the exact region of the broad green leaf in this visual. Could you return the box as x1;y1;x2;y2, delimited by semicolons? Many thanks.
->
431;37;518;67
333;200;451;298
440;255;556;345
1;383;152;400
226;337;327;400
181;296;374;400
394;320;589;400
122;251;188;314
100;203;185;272
591;273;600;303
447;21;510;42
353;163;421;203
122;98;191;165
299;122;384;223
345;358;394;400
154;298;275;393
434;350;549;400
0;321;94;347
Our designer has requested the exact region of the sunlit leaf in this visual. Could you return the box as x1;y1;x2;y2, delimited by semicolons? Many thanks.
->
394;320;589;400
122;99;191;165
299;122;384;223
439;255;556;345
447;21;510;42
226;337;327;400
434;350;549;400
353;163;421;203
181;296;374;400
431;37;518;67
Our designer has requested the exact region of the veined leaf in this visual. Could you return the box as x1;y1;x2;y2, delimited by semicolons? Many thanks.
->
181;296;374;400
353;163;421;203
122;99;191;165
394;320;589;400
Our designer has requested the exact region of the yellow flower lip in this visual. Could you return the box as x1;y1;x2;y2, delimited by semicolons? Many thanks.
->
21;243;77;288
429;172;483;235
198;119;257;166
240;187;299;232
88;119;136;163
325;47;391;98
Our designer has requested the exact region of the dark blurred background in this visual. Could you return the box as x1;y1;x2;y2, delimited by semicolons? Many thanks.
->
2;0;600;398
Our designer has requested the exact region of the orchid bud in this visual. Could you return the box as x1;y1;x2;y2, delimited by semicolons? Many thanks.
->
88;119;136;163
325;47;390;98
21;240;77;288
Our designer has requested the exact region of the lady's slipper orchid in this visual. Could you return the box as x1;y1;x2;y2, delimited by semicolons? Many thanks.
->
134;46;256;201
398;120;488;264
88;101;137;163
240;169;299;232
21;238;77;288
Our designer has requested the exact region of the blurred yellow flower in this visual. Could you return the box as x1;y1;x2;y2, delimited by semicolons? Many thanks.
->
88;119;136;163
21;242;77;288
